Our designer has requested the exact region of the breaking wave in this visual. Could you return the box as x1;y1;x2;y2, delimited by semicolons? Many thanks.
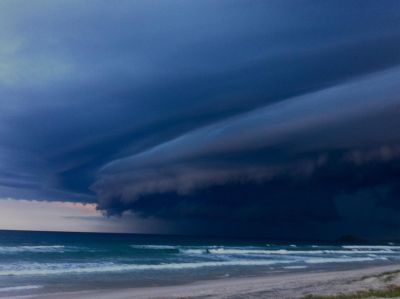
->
0;260;293;276
127;245;400;256
0;245;67;254
0;255;389;277
0;285;42;292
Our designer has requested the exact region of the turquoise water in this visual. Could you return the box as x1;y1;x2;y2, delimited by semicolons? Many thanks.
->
0;230;399;297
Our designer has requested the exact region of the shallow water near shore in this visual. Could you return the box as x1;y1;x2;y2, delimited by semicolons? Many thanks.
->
0;230;399;298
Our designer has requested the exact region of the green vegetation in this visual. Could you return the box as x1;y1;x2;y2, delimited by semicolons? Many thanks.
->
359;270;400;282
302;285;400;299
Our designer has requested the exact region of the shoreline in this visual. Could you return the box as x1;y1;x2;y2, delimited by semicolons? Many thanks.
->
28;263;400;299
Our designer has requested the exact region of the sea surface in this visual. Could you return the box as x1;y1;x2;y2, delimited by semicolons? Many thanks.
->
0;230;399;298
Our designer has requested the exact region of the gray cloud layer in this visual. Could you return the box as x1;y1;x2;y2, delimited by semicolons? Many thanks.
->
94;67;400;203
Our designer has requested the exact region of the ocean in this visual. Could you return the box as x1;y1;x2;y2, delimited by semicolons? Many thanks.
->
0;230;399;298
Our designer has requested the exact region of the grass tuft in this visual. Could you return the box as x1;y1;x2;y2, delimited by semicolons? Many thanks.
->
302;285;400;299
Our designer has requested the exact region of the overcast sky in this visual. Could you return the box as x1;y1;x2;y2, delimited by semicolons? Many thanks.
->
1;0;400;239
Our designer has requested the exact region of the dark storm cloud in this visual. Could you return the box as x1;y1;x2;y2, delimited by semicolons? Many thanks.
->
1;0;400;238
92;68;400;238
93;68;400;200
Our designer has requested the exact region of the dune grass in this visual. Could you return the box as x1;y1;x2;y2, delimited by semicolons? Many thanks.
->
303;285;400;299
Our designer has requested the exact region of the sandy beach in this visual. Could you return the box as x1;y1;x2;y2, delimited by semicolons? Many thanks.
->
28;264;400;299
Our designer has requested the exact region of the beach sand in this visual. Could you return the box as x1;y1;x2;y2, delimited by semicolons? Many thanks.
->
28;264;400;299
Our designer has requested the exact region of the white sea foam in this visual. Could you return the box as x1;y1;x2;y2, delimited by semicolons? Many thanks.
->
128;244;398;256
284;265;308;269
0;260;294;276
129;245;177;250
342;245;400;250
305;257;387;264
0;245;67;254
0;285;42;292
0;252;389;277
201;248;395;255
180;249;205;254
